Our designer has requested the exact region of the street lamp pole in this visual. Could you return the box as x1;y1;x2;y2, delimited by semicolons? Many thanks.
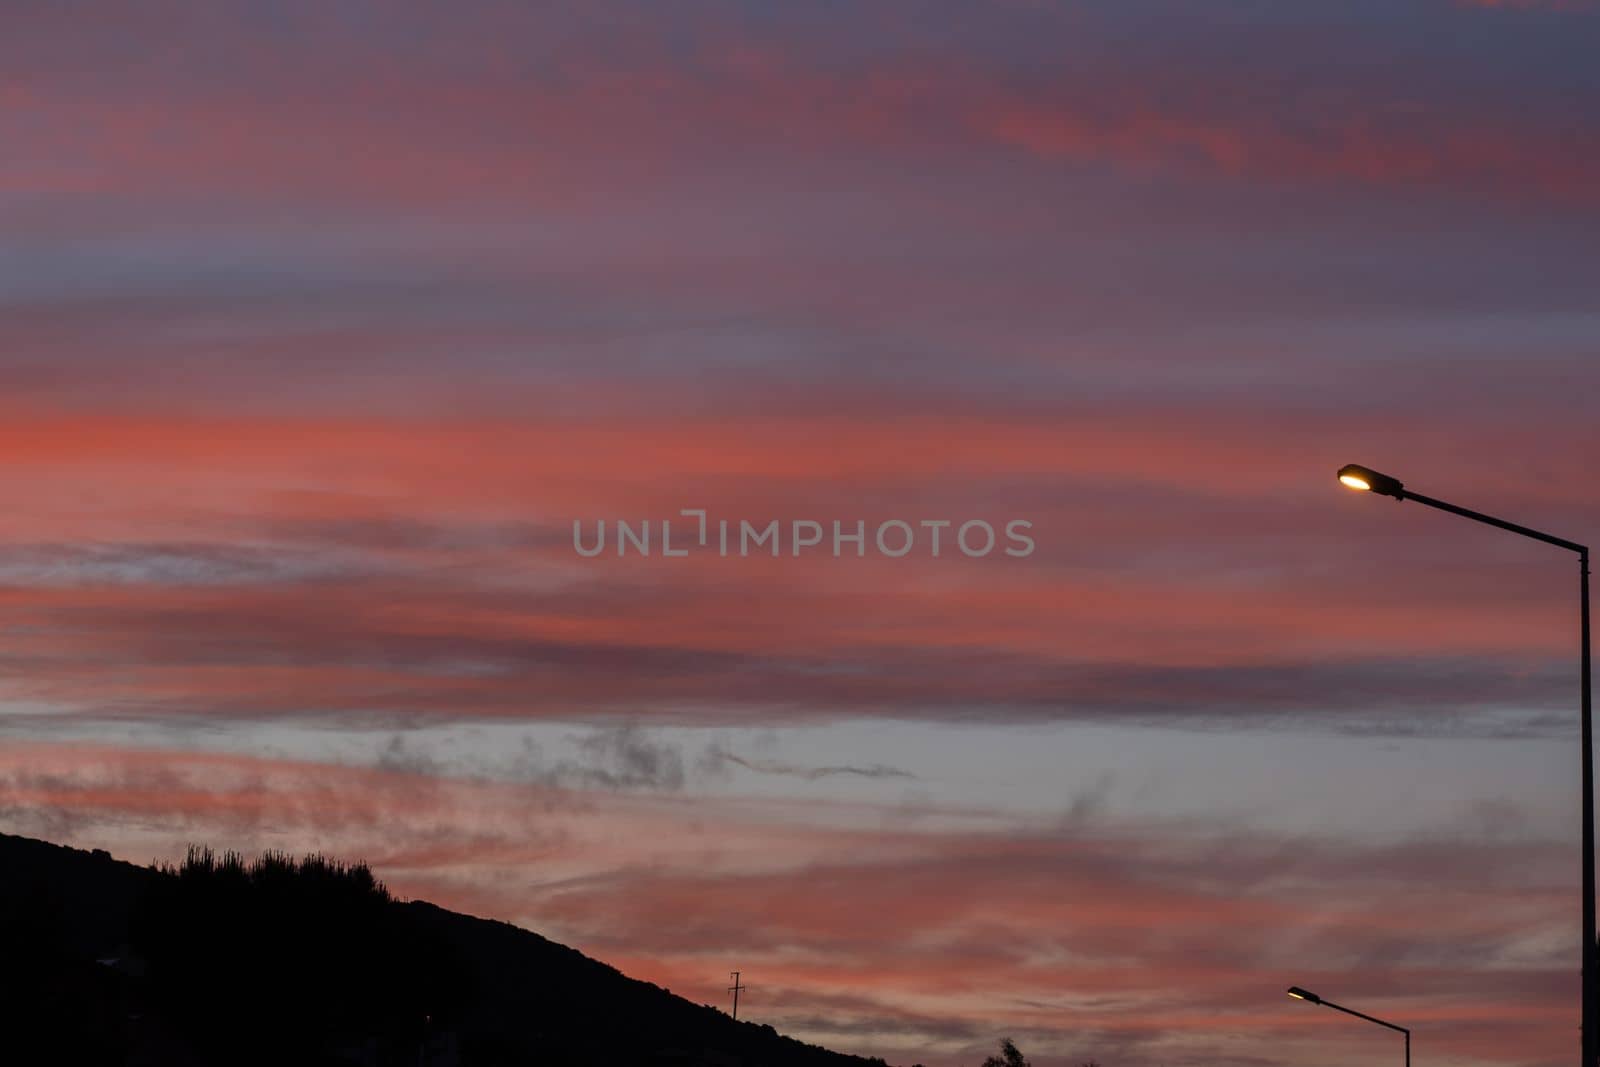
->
1288;986;1410;1066
1336;463;1592;1066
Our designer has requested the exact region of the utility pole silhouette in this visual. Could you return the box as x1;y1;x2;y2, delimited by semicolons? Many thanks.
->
728;971;746;1021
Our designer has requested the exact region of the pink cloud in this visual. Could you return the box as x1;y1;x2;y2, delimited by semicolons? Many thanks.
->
4;8;1596;207
0;740;1574;1066
0;405;1589;728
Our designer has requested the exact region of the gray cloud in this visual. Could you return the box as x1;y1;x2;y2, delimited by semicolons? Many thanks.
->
0;541;342;588
368;726;685;792
564;724;686;790
708;744;915;782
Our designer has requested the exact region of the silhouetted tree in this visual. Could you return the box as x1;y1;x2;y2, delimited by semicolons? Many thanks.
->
132;844;466;1065
981;1038;1030;1067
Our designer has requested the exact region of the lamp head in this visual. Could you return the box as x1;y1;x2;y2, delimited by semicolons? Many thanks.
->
1336;464;1404;500
1287;986;1321;1004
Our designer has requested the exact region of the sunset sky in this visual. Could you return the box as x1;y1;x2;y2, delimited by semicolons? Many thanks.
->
4;2;1600;1065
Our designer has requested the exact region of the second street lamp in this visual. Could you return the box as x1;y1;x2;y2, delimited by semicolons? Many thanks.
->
1336;463;1593;1066
1287;986;1410;1066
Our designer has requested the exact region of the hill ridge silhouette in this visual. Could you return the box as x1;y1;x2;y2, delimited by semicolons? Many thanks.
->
0;831;895;1067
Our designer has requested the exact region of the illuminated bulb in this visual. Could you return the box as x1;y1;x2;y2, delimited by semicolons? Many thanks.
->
1335;464;1404;499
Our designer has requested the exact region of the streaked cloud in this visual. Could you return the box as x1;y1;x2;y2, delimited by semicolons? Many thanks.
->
0;739;1573;1066
1;3;1596;1064
710;746;916;782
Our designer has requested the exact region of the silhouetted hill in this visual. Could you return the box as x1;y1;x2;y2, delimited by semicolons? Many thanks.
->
0;832;892;1067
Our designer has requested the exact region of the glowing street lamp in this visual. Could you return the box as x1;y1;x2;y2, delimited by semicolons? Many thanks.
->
1286;986;1409;1066
1336;463;1404;498
1336;463;1593;1065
